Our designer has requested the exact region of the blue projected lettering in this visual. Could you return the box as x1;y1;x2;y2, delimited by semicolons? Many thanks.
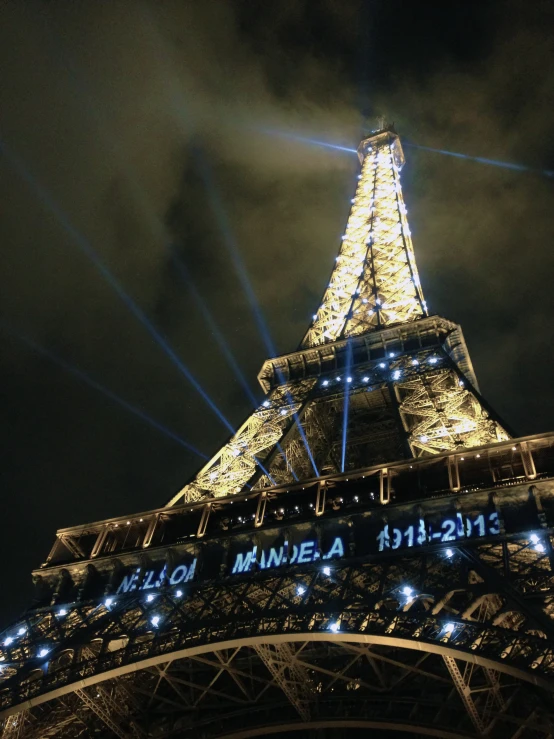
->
117;560;197;594
376;511;500;551
232;536;344;574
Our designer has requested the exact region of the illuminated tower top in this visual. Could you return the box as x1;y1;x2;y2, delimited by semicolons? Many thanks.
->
302;127;427;348
167;124;509;506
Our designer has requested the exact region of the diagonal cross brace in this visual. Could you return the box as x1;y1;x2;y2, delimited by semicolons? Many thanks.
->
254;643;315;721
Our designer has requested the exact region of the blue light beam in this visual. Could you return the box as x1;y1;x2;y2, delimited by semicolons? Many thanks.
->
253;456;277;486
292;408;320;478
276;441;299;482
168;246;260;407
2;324;207;459
404;142;554;178
0;137;235;435
275;373;319;479
255;128;357;155
193;150;278;358
255;126;554;179
341;340;353;473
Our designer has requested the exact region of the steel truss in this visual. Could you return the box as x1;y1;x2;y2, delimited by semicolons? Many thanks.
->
3;532;554;737
170;344;508;502
303;129;426;348
0;127;540;738
166;127;508;507
251;348;508;489
169;379;316;505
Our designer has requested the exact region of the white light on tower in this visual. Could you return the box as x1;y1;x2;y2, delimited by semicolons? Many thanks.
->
151;615;160;627
329;621;340;633
323;566;331;576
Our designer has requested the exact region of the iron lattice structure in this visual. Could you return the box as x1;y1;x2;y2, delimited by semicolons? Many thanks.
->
2;125;553;739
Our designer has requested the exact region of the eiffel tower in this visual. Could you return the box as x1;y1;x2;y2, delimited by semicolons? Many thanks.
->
2;125;554;739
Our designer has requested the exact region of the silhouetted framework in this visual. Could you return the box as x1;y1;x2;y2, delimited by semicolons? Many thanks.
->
2;126;554;738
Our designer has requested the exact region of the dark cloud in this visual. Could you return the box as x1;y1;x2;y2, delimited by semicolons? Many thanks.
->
0;0;553;624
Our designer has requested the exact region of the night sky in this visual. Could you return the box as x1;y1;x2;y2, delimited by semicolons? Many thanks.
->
0;0;553;626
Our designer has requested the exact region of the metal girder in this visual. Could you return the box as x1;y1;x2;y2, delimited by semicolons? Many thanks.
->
303;130;426;347
2;127;551;739
4;535;554;726
250;357;509;489
254;643;314;721
168;379;316;505
443;656;486;735
396;366;509;455
74;688;131;739
0;714;24;739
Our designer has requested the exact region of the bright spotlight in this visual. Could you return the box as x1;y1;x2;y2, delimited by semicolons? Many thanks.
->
151;615;160;627
323;566;331;576
297;585;306;596
329;622;340;633
146;594;155;603
402;586;413;597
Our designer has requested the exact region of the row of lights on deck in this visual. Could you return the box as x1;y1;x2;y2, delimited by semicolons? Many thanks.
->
318;354;441;389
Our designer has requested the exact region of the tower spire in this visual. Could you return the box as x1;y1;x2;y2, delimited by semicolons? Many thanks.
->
168;126;510;505
302;126;426;348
